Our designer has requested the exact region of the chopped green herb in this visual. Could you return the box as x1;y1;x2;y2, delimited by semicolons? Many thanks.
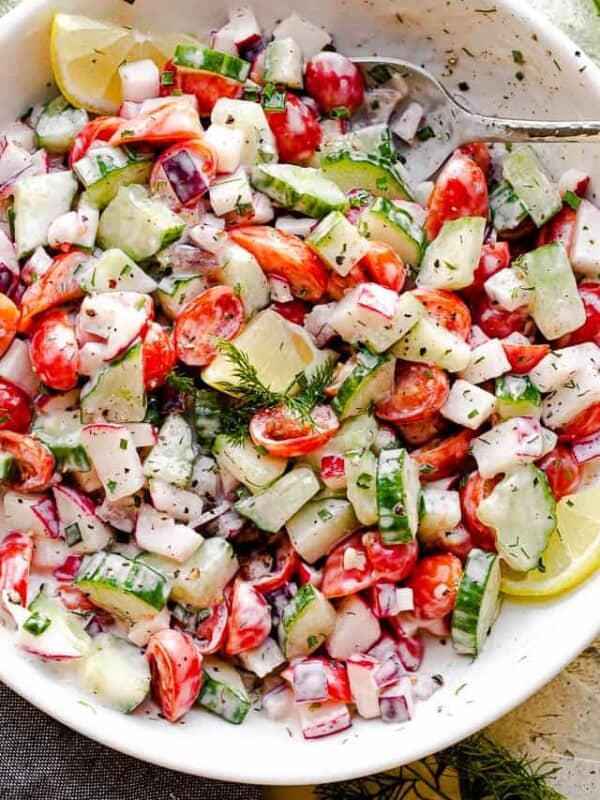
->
318;508;333;522
107;480;117;493
119;438;129;450
416;125;435;142
23;612;51;636
564;190;581;211
64;522;83;547
512;50;525;64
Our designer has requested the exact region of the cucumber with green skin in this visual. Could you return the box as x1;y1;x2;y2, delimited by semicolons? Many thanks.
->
306;210;369;276
197;656;251;724
78;248;157;295
75;552;170;623
495;374;542;420
286;497;359;563
451;548;501;657
502;145;562;227
358;197;424;265
156;274;206;319
490;180;529;235
417;216;486;290
81;633;150;712
74;145;153;209
278;583;337;659
143;414;195;488
346;449;378;525
80;341;146;424
331;351;395;420
35;95;88;155
235;466;320;531
376;448;421;543
14;171;78;258
173;45;250;82
263;38;303;89
321;149;413;201
250;164;348;219
213;434;287;493
31;410;90;472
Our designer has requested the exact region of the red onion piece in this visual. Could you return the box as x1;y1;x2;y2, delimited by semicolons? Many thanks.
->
293;659;329;703
32;496;59;539
52;554;83;581
379;677;414;723
573;431;600;464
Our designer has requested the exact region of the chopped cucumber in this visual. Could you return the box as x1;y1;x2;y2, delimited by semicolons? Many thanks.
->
235;466;320;531
490;180;529;235
193;391;222;451
306;210;369;276
516;243;586;340
300;413;379;472
250;164;348;219
213;435;287;493
358;197;425;265
174;45;250;82
74;145;153;208
197;656;251;724
377;448;421;543
286;497;359;563
80;341;146;424
264;38;303;89
78;248;157;294
81;633;150;712
476;464;556;571
21;585;91;658
392;316;471;372
440;379;496;430
278;584;337;659
98;185;185;261
451;549;501;657
143;414;194;488
156;273;206;319
76;552;170;623
418;216;486;290
0;450;14;480
495;374;542;420
31;410;90;472
35;95;88;154
332;351;394;420
211;98;277;165
503;145;561;227
14;171;78;258
321;150;413;201
209;167;254;216
218;241;270;315
345;449;378;525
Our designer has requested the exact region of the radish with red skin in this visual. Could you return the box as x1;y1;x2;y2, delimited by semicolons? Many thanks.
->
305;52;365;115
0;532;33;609
320;454;346;490
325;594;381;660
53;554;83;582
224;579;271;656
265;94;321;164
80;424;144;500
135;504;203;563
379;677;414;723
346;654;381;719
53;484;112;553
297;700;352;740
147;629;203;723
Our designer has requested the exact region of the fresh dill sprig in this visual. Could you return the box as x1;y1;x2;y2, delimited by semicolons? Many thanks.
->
166;369;197;395
315;734;564;800
216;339;281;408
285;358;336;421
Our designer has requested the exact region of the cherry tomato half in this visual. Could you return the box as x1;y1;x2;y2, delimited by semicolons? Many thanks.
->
471;295;529;339
460;471;499;552
195;599;229;655
143;322;177;391
536;444;581;502
426;152;489;241
375;363;449;425
362;532;419;582
68;116;121;167
147;629;203;722
501;342;550;374
174;286;245;367
0;293;19;357
412;288;472;339
412;429;474;483
0;531;33;608
29;309;79;392
223;579;271;655
305;52;365;115
230;226;328;302
559;280;600;347
249;403;339;458
238;532;299;594
536;206;576;253
457;142;492;176
396;413;448;447
321;532;377;599
0;378;31;433
162;59;243;116
0;431;54;492
407;553;463;620
558;402;600;443
108;97;203;147
265;93;321;163
271;300;308;326
357;240;406;293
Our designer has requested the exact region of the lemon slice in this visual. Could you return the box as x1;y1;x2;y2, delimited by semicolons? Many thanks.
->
50;13;200;115
500;486;600;598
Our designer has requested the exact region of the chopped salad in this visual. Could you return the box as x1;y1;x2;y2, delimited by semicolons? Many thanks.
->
0;7;599;739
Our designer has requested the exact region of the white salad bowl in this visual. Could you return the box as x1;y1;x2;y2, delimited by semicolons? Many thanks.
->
0;0;599;786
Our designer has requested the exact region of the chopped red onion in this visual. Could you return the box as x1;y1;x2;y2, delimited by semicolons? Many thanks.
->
32;495;59;539
162;149;210;206
304;302;337;347
373;653;404;689
573;431;600;464
297;701;352;739
293;659;329;703
52;554;83;581
262;683;295;720
371;582;399;618
379;677;414;723
395;633;425;672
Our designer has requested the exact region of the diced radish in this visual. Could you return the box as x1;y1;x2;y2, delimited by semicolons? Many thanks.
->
362;89;404;126
78;342;106;376
484;268;531;312
371;582;399;618
96;494;140;533
293;659;329;703
0;136;31;185
119;100;142;120
346;654;381;719
391;101;424;143
414;180;434;206
127;607;171;647
373;653;404;689
0;338;38;396
540;426;558;457
238;636;285;677
209;166;254;217
8;590;90;660
48;203;99;250
529;343;597;392
379;677;414;723
262;683;295;720
269;274;294;303
0;229;18;281
80;424;144;500
0;121;36;152
31;536;71;572
320;118;347;143
275;216;317;238
441;379;496;430
135;503;204;563
250;191;274;224
53;554;83;582
326;594;381;660
304;302;337;348
149;478;204;524
219;6;262;49
124;423;157;448
558;168;589;198
471;417;547;478
571;199;600;277
119;59;160;103
297;700;351;739
320;455;346;491
204;124;245;174
211;26;239;55
394;634;424;672
3;491;58;538
459;338;511;384
22;246;52;285
272;13;331;60
78;292;150;361
388;612;420;639
573;431;600;464
52;485;112;554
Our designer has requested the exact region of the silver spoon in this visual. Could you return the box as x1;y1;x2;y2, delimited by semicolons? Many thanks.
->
352;56;600;181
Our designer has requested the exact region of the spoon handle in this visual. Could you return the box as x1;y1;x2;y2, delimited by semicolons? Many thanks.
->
463;113;600;144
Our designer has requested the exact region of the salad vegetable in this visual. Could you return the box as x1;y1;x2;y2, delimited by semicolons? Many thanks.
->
0;7;598;742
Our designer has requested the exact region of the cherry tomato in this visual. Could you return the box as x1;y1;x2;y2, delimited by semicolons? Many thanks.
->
143;322;177;391
56;584;97;613
238;533;299;594
304;52;365;115
412;429;474;483
501;342;549;374
406;553;463;620
230;226;328;302
68;116;122;167
536;206;576;253
558;402;600;443
249;403;339;458
174;286;245;367
536;444;581;501
271;300;308;326
265;93;321;163
375;363;449;425
147;629;203;722
321;532;377;598
29;309;79;392
0;293;19;357
412;288;472;339
426;152;489;241
0;378;31;433
163;60;243;116
0;532;33;608
195;599;229;655
150;138;216;209
223;579;271;655
281;656;351;703
0;431;54;492
559;281;600;347
297;561;323;589
471;295;529;339
460;471;499;552
362;532;419;582
357;240;406;293
109;97;203;147
457;142;492;176
18;251;90;333
463;241;511;300
325;265;367;301
396;413;448;447
436;524;475;562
